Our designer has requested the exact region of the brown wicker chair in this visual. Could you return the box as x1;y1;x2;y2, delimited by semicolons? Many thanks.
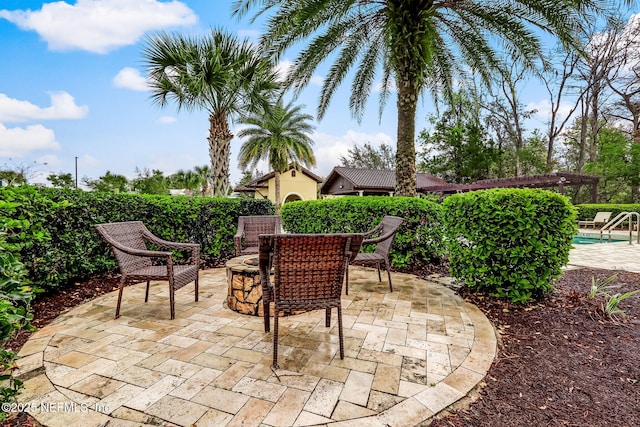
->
346;215;404;294
95;221;200;320
258;233;364;369
234;215;282;256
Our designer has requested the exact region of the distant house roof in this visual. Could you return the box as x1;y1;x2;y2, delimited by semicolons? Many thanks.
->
234;164;323;193
320;167;448;195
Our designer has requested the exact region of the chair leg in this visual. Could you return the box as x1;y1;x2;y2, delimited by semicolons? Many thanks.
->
386;260;393;292
169;285;175;320
115;278;126;319
325;308;331;327
337;305;344;359
263;299;270;333
272;307;279;369
377;263;382;282
194;275;199;302
345;266;349;295
144;280;150;302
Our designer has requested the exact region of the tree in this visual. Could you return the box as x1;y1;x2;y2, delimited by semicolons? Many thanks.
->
168;169;201;196
418;93;497;183
142;29;279;197
83;171;128;193
237;100;316;214
131;168;169;195
46;172;75;189
585;127;640;202
339;143;395;170
193;165;212;196
234;0;612;196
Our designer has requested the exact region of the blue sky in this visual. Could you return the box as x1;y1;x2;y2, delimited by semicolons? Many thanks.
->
0;1;636;188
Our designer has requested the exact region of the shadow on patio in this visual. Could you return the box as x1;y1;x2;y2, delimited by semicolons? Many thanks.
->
15;266;496;427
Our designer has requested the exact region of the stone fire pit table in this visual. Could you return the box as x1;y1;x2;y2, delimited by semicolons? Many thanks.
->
226;254;309;317
226;254;264;316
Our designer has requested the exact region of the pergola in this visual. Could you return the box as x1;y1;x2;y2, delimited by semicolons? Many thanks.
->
425;172;600;202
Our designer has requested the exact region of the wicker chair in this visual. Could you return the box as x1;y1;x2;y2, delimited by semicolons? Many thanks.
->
258;233;364;369
234;215;282;256
346;215;404;294
95;221;200;320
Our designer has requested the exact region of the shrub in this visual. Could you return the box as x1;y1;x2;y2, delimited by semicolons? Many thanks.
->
0;186;274;290
281;196;445;267
0;212;37;419
443;188;577;303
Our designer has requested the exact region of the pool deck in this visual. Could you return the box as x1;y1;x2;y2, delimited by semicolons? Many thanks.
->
12;234;639;427
569;228;640;272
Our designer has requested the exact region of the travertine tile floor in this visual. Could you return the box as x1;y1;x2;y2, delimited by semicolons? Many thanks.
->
15;266;497;427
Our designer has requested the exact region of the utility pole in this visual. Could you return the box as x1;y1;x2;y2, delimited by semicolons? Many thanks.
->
75;156;78;189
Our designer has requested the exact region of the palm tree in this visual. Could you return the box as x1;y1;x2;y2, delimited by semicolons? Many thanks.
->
234;0;614;196
142;29;279;196
237;100;316;213
194;165;212;196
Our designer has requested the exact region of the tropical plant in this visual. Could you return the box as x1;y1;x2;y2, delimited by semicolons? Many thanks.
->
142;29;279;197
233;0;613;196
237;100;316;214
194;165;212;196
602;290;639;321
588;273;619;299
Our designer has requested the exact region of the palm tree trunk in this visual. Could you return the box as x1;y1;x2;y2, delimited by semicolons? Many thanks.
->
275;171;281;215
395;76;418;197
208;112;233;196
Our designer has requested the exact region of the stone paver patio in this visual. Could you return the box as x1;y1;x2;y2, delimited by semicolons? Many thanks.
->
15;266;496;427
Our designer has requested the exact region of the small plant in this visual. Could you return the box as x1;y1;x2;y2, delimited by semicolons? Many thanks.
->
588;273;619;299
602;290;640;321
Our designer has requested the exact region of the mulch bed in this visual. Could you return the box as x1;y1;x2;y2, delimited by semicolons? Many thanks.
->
2;268;639;427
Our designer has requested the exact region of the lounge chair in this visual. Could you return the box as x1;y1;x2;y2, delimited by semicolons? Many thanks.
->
578;212;612;229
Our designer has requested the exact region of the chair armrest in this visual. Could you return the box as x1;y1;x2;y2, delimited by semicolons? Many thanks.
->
363;228;398;245
143;232;200;265
362;222;384;239
107;239;172;259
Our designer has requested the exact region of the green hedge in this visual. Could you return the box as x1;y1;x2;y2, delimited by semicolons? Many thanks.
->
0;208;38;418
281;196;445;267
0;186;274;289
443;189;577;303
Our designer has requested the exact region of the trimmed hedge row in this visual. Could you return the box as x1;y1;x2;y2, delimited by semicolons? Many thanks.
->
0;186;274;289
281;196;445;267
443;188;577;303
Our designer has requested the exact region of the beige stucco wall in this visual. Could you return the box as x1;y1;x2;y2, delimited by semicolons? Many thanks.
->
253;169;319;205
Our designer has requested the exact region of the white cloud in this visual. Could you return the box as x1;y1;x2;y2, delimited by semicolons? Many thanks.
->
310;75;324;86
0;123;60;157
274;59;294;83
238;29;261;42
0;92;88;123
274;59;323;87
526;99;575;124
113;67;149;91
312;130;394;178
158;116;177;124
0;0;197;54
